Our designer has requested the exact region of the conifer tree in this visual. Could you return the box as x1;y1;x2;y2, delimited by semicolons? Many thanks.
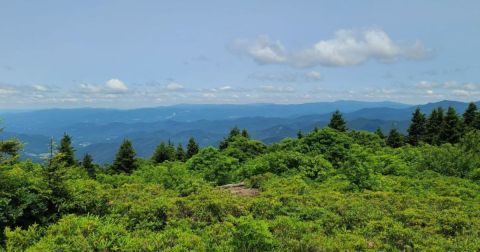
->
463;102;477;129
112;139;138;174
57;133;76;166
220;127;242;149
186;137;199;159
407;107;427;145
152;141;176;164
425;107;444;145
440;106;461;144
176;143;186;161
374;128;385;139
241;129;250;139
297;130;304;139
82;153;96;179
328;110;347;132
387;128;404;148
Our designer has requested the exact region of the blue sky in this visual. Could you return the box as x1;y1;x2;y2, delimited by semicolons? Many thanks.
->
0;0;479;108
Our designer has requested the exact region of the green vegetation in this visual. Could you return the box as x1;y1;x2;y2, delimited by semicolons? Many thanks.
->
1;104;480;251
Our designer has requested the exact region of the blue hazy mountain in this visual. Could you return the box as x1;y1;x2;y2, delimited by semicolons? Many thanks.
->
0;100;477;163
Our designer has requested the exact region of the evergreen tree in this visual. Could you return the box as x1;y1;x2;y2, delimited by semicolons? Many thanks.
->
152;141;176;164
57;133;76;166
176;143;186;161
186;137;200;159
387;128;404;148
440;106;461;144
374;128;385;139
82;153;96;179
407;107;427;145
220;127;242;149
241;129;250;139
328;110;347;132
425;107;444;145
463;102;477;129
297;130;304;139
112;139;138;174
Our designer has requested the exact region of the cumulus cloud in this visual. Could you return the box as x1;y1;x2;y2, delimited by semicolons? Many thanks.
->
32;85;48;92
232;28;431;67
105;78;128;92
79;78;128;94
0;84;17;96
230;35;288;64
166;82;185;92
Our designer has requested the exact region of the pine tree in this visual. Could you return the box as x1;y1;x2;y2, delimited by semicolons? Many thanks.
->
425;107;444;145
374;128;385;139
241;129;250;139
463;102;477;129
407;107;427;146
297;130;304;139
186;137;199;159
57;133;76;166
387;128;404;148
328;110;347;132
176;143;186;161
112;139;138;174
152;141;176;164
82;153;96;179
440;106;461;144
219;127;242;149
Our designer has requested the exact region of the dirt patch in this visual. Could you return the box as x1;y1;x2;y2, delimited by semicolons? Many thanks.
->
219;182;259;197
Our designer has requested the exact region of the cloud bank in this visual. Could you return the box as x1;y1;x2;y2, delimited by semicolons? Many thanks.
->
232;28;431;67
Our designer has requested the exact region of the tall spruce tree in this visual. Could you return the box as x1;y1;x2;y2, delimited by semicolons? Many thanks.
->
176;143;186;161
112;139;138;174
82;153;96;179
241;129;250;139
186;137;199;159
57;133;76;166
463;102;478;129
440;106;461;144
426;107;444;145
407;107;427;145
297;130;304;139
328;110;347;132
387;128;404;148
152;141;176;164
219;127;242;149
374;128;385;139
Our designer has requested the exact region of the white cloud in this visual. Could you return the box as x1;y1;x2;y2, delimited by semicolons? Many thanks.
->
0;88;16;95
233;28;431;67
32;84;49;92
166;82;185;91
305;71;322;81
231;35;288;64
260;85;295;93
293;28;430;67
106;78;128;92
249;71;322;83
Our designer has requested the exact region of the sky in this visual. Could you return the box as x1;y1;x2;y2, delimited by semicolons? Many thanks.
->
0;0;479;109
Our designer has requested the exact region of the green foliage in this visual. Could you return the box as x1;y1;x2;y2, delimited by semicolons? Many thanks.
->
387;128;404;148
407;107;427;145
57;133;76;166
176;143;186;162
187;147;239;185
441;106;461;144
328;110;347;132
426;107;445;145
82;153;96;179
3;109;480;251
111;139;138;174
151;141;176;164
186;137;200;159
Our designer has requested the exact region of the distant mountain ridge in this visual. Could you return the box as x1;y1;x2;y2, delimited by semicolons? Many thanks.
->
1;100;477;163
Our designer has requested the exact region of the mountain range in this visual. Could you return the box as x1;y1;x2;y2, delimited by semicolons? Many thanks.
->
1;100;477;163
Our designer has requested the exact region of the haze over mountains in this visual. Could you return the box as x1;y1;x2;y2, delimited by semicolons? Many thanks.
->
1;100;478;163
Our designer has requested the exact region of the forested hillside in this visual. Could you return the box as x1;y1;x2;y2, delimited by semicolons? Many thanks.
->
1;103;480;251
